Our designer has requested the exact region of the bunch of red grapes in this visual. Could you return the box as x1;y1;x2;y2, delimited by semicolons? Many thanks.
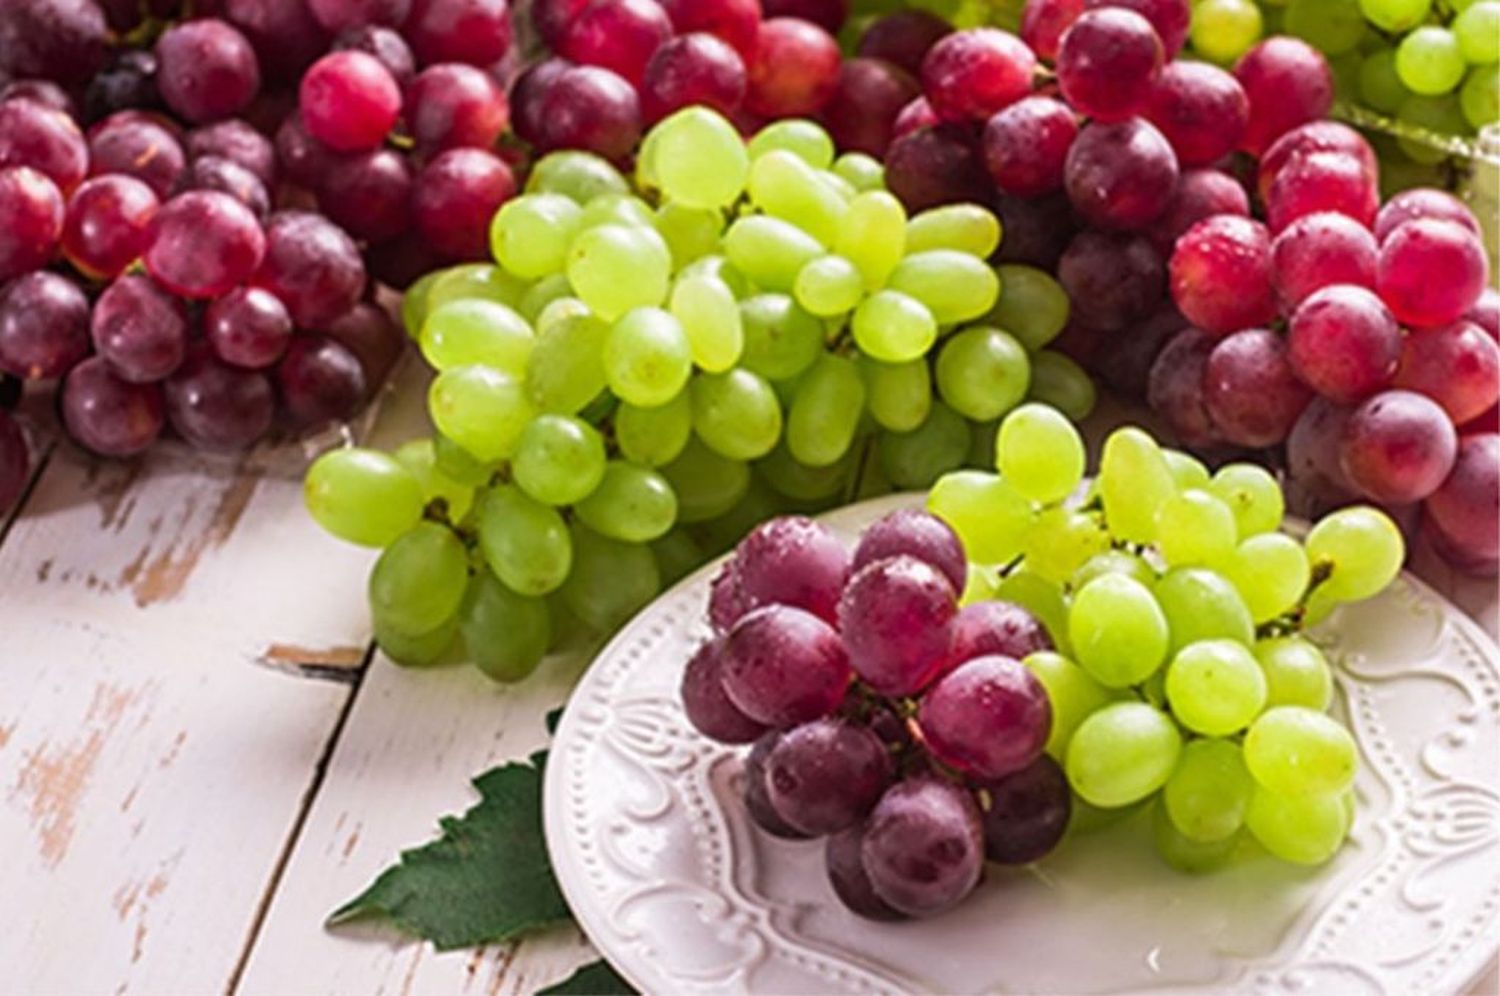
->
683;511;1065;921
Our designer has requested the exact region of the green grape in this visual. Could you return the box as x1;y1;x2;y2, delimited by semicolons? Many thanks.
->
477;484;572;596
905;205;1001;258
960;564;1000;605
669;274;743;374
526;314;609;415
1066;702;1182;808
1254;636;1334;710
1245;786;1348;865
427;263;528;314
690;475;790;555
635;123;663;193
512;415;607;506
419;299;533;376
656;202;723;271
996;569;1072;652
853;290;938;363
738;294;824;379
880;401;971;489
860;356;931;432
1397;26;1466;96
1166;639;1268;736
1223;533;1310;623
394;439;474;522
402;270;440;339
832;151;884;191
1163;449;1211;491
1157;489;1238;567
526;150;629;204
579;192;656;230
748;149;848;247
1099;427;1177;544
1244;706;1357;796
934;326;1029;421
1359;0;1431;31
691;368;783;460
996;402;1085;504
1360;48;1411;114
887;250;1001;324
1456;1;1500;63
787;353;864;467
1024;651;1114;758
758;438;856;501
1069;574;1171;688
1026;351;1096;421
652;528;708;586
517;273;573;324
433;433;494;488
818;169;856;201
794;255;864;317
968;418;999;469
1190;0;1262;63
836;190;906;289
535;297;590;333
747;118;835;168
1153;802;1241;873
927;468;1032;563
1024;507;1109;584
428;365;536;462
567;224;671;321
1072;549;1156;591
575;460;677;542
1305;506;1403;603
1461;65;1500;128
560;522;662;633
1329;49;1364;100
616;392;692;467
989;264;1070;351
1209;463;1283;536
1164;738;1254;842
1153;566;1255;653
489;193;583;280
661;437;751;522
1397;94;1470;163
375;613;459;668
679;254;751;299
461;571;551;683
305;447;425;547
368;521;469;635
652;107;750;209
724;215;825;291
1284;0;1366;56
1070;796;1145;836
604;307;693;408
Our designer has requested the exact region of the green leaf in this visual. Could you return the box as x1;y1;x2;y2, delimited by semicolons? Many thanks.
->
327;752;571;950
540;960;637;995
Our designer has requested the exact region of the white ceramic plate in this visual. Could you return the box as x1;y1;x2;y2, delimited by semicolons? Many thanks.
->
544;494;1500;995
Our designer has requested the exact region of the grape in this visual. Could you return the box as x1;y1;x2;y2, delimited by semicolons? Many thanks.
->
861;776;984;917
1064;118;1179;232
1157;489;1239;568
1069;574;1169;688
0;270;90;380
1244;706;1357;796
657;203;725;271
412;148;517;259
720;604;849;727
1395;27;1465;96
891;96;940;141
90;274;187;384
330;25;416;90
419;299;532;377
1168;215;1276;337
537;66;643;164
1020;505;1107;584
429;363;535;463
1166;640;1267;736
1163;449;1211;490
1056;9;1164;123
405;63;509;154
153;19;260;125
933;326;1030;423
304;448;424;547
861;356;930;433
686;368;778;461
903;206;997;262
1359;0;1431;31
79;50;162;122
792;256;861;318
837;554;956;696
0;97;88;193
601;307;691;408
742;732;812;839
883;124;991;214
919;656;1050;779
255;211;365;329
223;0;329;80
733;515;849;626
2;80;76;117
1245;785;1348;865
60;357;164;458
309;0;411;32
1394;94;1468;165
610;395;691;472
1204;328;1311;448
847;515;962;603
489;195;581;282
1233;37;1335;157
1153;566;1256;653
1424;433;1499;573
748;150;847;249
1058;231;1164;332
0;166;63;282
642;33;748;125
985;267;1068;354
1065;702;1181;807
393;439;474;521
746;120;836;170
1375;189;1482;246
889;251;1000;326
562;0;671;87
1286;285;1400;405
461;572;551;684
143;190;264;300
1340;389;1457;505
1254;636;1333;710
276;336;367;429
1455;0;1500;61
1098;427;1176;545
1016;652;1107;759
976;96;1074;200
1189;0;1261;65
1074;549;1156;591
1163;738;1252;842
1378;219;1489;329
825;824;905;921
568;224;670;322
1257;121;1378;205
403;0;511;66
1147;327;1220;448
368;520;468;637
745;18;841;118
856;10;949;76
1144;62;1248;168
1305;505;1404;603
1210;463;1284;537
786;354;863;467
972;754;1070;866
1267;152;1379;234
922;28;1036;123
997;402;1084;504
834;191;905;292
0;0;107;85
662;437;749;522
821;57;919;159
1460;65;1499;130
1152;801;1240;873
1283;0;1366;56
187;155;272;221
1150;169;1250;257
681;638;768;743
1394;321;1500;424
1467;289;1500;341
1271;212;1378;309
765;717;891;835
509;57;570;147
164;346;273;451
507;415;605;507
475;484;572;597
575;461;676;542
87;112;186;199
1359;48;1410;114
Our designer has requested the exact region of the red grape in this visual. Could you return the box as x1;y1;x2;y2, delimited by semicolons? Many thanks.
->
1373;187;1481;244
765;717;891;835
1256;120;1377;205
154;19;261;124
922;28;1037;122
1377;219;1489;329
1059;230;1165;331
510;57;572;147
949;600;1052;666
1394;321;1500;424
744;731;811;839
746;18;842;118
1287;285;1401;404
1271;211;1378;309
0;0;108;86
1266;151;1378;233
826;825;907;921
0;409;29;512
994;192;1076;269
1203;327;1312;447
1148;167;1248;255
838;555;958;696
185;155;272;219
681;637;768;744
0;165;64;281
851;508;967;594
1467;288;1500;341
734;516;851;626
1056;9;1163;122
412;148;516;259
982;95;1077;198
332;24;417;87
1233;37;1334;157
0;271;90;380
324;300;403;391
1341;389;1457;504
532;0;589;48
0;97;88;193
1144;61;1247;167
1064;118;1179;231
273;115;339;189
402;0;512;67
641;33;749;124
316;147;414;243
87;112;186;199
406;63;509;153
275;334;367;428
1020;0;1085;62
1094;305;1186;400
1169;215;1276;336
307;0;411;33
977;754;1071;865
204;286;293;370
255;211;366;329
1287;396;1357;505
1148;326;1221;447
537;65;643;163
720;604;851;728
3;79;78;117
861;776;984;917
884;124;991;213
655;0;760;63
891;96;939;140
709;560;749;633
562;0;673;87
1085;0;1189;56
164;344;274;451
763;0;847;31
144;190;265;300
60;356;165;458
299;51;400;152
224;0;330;80
858;10;953;76
1424;433;1499;575
820;57;918;158
91;274;188;383
187;119;277;187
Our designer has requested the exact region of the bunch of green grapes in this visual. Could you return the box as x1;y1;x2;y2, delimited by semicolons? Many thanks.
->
927;405;1404;870
303;107;1085;684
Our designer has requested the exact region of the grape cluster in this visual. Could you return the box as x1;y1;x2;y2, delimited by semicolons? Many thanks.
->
302;106;1084;682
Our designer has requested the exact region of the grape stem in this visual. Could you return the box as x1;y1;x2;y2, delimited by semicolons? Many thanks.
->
1255;560;1336;639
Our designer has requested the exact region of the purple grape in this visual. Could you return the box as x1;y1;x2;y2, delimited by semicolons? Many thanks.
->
1286;396;1358;509
0;96;88;194
91;274;188;383
510;56;571;147
0;270;90;380
1270;210;1377;309
883;124;991;214
708;560;749;633
861;776;984;917
733;516;850;627
1340;389;1458;505
918;655;1050;780
1056;8;1163;123
186;119;276;187
254;211;366;329
154;18;261;124
765;717;893;835
641;32;749;126
981;95;1078;198
1093;305;1186;400
852;508;967;594
164;345;274;451
316;147;413;243
1148;326;1220;448
274;334;366;429
144;190;266;300
1064;117;1179;232
1203;328;1311;448
720;604;851;728
1148;168;1249;257
204;286;292;370
826;824;907;921
0;0;108;86
993;192;1075;269
332;24;417;87
838;555;958;697
1287;284;1401;405
307;0;412;34
274;115;338;190
0;165;64;282
404;0;512;67
411;148;516;259
0;408;28;511
536;65;642;164
60;356;165;457
1057;230;1164;332
744;731;811;839
1;79;77;117
680;637;768;744
224;0;330;80
819;56;917;159
977;754;1071;865
406;62;510;153
86;111;186;199
184;155;271;219
949;600;1052;665
324;300;402;391
856;10;952;77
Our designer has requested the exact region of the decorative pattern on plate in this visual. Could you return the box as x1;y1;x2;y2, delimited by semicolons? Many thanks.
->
544;495;1500;995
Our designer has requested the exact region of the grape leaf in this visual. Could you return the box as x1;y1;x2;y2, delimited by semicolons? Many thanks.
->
539;960;637;995
326;751;571;950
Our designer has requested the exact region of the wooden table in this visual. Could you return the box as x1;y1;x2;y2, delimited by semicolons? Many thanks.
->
2;363;1496;995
